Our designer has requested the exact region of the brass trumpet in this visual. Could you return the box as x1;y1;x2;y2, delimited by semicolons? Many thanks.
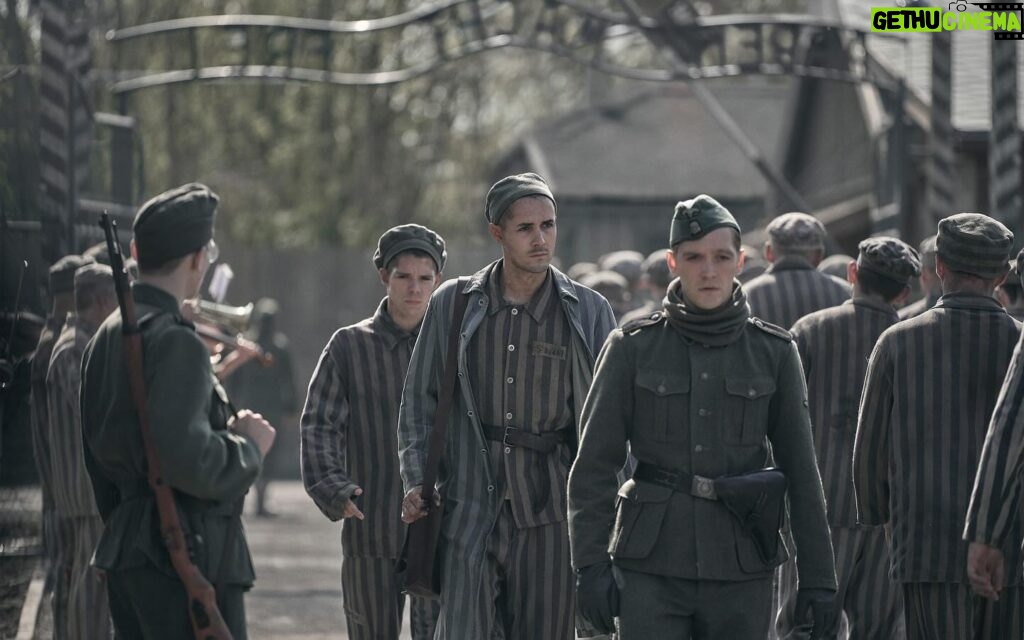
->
196;300;253;334
185;299;273;367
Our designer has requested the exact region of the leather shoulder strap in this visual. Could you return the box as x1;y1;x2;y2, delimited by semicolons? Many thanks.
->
420;279;471;503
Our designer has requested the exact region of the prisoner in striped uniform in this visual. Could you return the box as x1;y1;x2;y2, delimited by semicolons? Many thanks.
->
777;238;919;640
744;212;851;329
898;236;941;320
399;173;616;640
30;254;92;636
964;246;1024;607
996;252;1024;321
301;224;445;640
47;263;115;640
854;213;1023;640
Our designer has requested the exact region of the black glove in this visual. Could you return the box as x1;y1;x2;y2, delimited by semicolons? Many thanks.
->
794;588;838;640
575;562;619;635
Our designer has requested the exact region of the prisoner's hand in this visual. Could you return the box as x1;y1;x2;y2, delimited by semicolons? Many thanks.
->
968;541;1005;601
342;488;364;521
401;486;440;523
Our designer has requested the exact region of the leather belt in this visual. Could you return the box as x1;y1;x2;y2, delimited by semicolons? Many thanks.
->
481;424;572;454
634;460;718;500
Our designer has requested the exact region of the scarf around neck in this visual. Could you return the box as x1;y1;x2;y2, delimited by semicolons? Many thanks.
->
663;278;750;347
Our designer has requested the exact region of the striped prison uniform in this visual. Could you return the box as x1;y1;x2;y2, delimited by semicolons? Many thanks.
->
30;314;75;634
776;298;904;639
965;329;1024;612
301;299;439;640
398;262;616;640
744;256;852;330
898;292;940;321
854;294;1024;639
47;315;111;639
744;255;850;639
466;265;575;638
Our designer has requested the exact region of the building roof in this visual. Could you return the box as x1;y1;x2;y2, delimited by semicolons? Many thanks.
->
835;0;1024;132
500;76;793;200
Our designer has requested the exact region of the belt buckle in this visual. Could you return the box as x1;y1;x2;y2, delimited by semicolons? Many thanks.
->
502;426;515;448
692;475;716;500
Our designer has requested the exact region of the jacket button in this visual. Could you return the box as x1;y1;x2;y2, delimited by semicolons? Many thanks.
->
467;410;474;417
700;372;709;380
698;408;709;417
657;385;666;394
748;389;757;398
487;485;494;493
694;444;704;453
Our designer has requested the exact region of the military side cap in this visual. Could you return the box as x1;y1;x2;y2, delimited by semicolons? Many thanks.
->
133;183;218;267
373;223;447;272
857;237;921;285
49;254;94;294
643;249;672;289
767;212;826;251
670;195;740;247
484;172;555;224
936;213;1013;279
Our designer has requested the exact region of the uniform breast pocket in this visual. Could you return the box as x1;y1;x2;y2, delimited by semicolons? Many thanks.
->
635;369;690;442
723;377;776;446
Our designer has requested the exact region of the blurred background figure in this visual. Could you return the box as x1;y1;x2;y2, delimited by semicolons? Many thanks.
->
580;270;632;322
567;261;599;282
899;236;940;320
818;254;854;281
738;244;768;283
996;251;1024;321
600;250;644;310
226;298;298;517
619;249;671;326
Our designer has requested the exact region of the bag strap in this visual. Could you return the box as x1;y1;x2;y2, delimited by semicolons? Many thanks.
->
419;278;470;506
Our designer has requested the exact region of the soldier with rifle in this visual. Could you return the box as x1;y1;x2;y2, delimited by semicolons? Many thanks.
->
81;183;276;638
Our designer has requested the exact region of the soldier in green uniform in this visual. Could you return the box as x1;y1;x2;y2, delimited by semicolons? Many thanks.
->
568;195;837;639
80;183;277;638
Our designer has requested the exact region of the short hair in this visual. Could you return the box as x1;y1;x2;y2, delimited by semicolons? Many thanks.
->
137;252;189;275
385;248;439;274
855;267;907;302
75;278;116;315
941;265;1008;293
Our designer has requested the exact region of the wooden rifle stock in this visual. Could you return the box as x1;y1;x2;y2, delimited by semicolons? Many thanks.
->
100;213;233;640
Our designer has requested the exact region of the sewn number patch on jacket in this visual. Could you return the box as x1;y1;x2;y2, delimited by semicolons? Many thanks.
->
531;341;567;360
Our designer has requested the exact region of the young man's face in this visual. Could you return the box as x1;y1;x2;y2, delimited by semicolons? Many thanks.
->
380;253;440;321
667;227;745;311
489;196;557;275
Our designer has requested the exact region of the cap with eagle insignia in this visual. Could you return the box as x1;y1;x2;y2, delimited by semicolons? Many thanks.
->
669;195;741;247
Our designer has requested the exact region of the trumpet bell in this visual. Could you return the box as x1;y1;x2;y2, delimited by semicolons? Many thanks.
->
196;300;253;333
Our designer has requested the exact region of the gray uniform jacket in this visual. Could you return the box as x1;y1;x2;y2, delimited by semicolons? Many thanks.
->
397;261;615;638
567;313;837;590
